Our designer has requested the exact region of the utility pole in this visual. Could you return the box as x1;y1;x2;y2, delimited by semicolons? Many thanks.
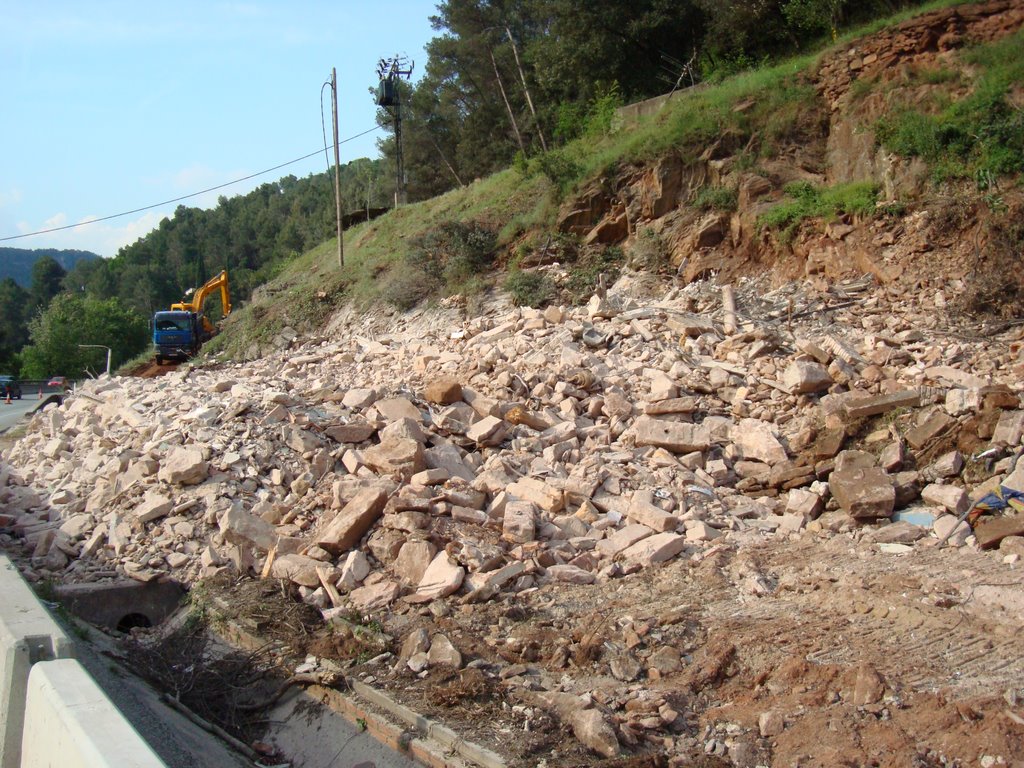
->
331;67;344;268
376;56;414;206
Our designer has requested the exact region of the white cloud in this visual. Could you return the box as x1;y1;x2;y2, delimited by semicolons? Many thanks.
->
13;211;170;258
0;187;24;208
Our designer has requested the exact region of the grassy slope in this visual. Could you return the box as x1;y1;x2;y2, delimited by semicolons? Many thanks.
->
205;0;997;362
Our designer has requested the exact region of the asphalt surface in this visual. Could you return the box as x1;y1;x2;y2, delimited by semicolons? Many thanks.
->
0;394;49;434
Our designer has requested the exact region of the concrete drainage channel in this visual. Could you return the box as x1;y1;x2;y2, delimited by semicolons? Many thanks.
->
48;578;503;768
207;595;507;768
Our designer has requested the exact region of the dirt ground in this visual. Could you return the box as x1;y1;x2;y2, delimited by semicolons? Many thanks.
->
199;514;1023;768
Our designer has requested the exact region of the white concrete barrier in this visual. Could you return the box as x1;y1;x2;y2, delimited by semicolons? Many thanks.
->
0;555;74;768
21;659;166;767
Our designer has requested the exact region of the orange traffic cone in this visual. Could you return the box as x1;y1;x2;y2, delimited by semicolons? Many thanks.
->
38;388;43;400
4;393;10;404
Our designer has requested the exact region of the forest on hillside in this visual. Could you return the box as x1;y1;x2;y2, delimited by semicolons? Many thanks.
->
2;0;931;378
376;0;932;200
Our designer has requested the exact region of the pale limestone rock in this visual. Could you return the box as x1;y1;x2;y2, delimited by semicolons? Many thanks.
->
342;388;378;409
620;532;688;564
785;488;823;520
759;710;785;737
416;552;465;599
685;521;721;541
381;417;427;444
362;436;425;480
158;446;208;485
921;483;969;515
270;554;323;588
627;492;678;533
933;514;971;546
375;397;423;423
337;550;370;590
782;360;833;394
632;416;711;453
400;628;430;661
220;506;279;552
315;486;388;555
166;552;190;569
427;634;463;668
466;416;507;446
507;477;565;514
349;580;400;610
134;491;173;523
324;421;378;444
546;564;596;584
424;442;476;482
596;524;655;557
570;709;619;758
733;418;788;465
58;514;93;538
393;540;437;585
502;501;537;543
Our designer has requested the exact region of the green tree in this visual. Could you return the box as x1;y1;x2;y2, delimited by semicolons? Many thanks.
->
29;256;67;311
0;278;29;373
19;294;149;378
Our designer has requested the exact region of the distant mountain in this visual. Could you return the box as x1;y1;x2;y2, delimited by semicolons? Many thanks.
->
0;248;101;288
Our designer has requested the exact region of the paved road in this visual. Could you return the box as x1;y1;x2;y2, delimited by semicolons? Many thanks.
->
0;394;53;434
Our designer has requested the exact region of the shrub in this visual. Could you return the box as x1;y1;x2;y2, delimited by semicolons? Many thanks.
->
694;185;739;211
505;269;555;307
564;245;625;303
407;221;498;288
529;150;583;195
378;266;439;311
628;229;671;271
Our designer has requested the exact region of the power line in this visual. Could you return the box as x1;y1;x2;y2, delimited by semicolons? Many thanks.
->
0;126;382;243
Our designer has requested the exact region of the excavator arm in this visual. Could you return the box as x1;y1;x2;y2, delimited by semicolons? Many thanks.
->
170;270;231;317
192;270;232;318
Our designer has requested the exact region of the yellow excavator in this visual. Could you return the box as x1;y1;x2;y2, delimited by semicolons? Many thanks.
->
152;270;232;364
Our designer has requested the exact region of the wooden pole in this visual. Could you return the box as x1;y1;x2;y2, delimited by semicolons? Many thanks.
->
722;284;737;335
331;68;344;268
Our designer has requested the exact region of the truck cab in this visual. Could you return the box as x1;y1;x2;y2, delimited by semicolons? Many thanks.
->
152;310;200;364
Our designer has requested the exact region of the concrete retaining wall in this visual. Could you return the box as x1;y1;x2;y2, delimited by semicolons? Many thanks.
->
0;555;74;768
20;659;165;768
0;556;167;767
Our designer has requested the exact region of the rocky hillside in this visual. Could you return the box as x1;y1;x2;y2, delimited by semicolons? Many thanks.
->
2;4;1024;768
553;0;1024;306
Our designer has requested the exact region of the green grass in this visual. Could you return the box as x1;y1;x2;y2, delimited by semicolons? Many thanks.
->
758;181;880;241
875;30;1024;182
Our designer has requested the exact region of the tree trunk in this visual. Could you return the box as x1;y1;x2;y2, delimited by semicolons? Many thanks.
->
505;26;547;153
489;47;526;156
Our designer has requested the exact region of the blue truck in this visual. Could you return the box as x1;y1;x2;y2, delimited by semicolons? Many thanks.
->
152;271;231;365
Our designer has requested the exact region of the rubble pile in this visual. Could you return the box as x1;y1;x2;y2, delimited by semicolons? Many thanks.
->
2;270;1023;763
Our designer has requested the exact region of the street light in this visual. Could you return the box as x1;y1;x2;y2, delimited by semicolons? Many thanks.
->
78;345;111;377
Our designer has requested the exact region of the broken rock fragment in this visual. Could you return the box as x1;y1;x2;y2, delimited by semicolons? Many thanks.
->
315;486;389;555
158;446;208;485
829;467;895;519
632;416;711;453
362;437;425;480
415;552;465;599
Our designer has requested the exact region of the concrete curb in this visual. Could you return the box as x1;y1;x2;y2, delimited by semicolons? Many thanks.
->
0;554;75;768
213;608;507;768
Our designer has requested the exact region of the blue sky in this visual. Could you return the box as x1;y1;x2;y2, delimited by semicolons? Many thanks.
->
0;2;437;257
